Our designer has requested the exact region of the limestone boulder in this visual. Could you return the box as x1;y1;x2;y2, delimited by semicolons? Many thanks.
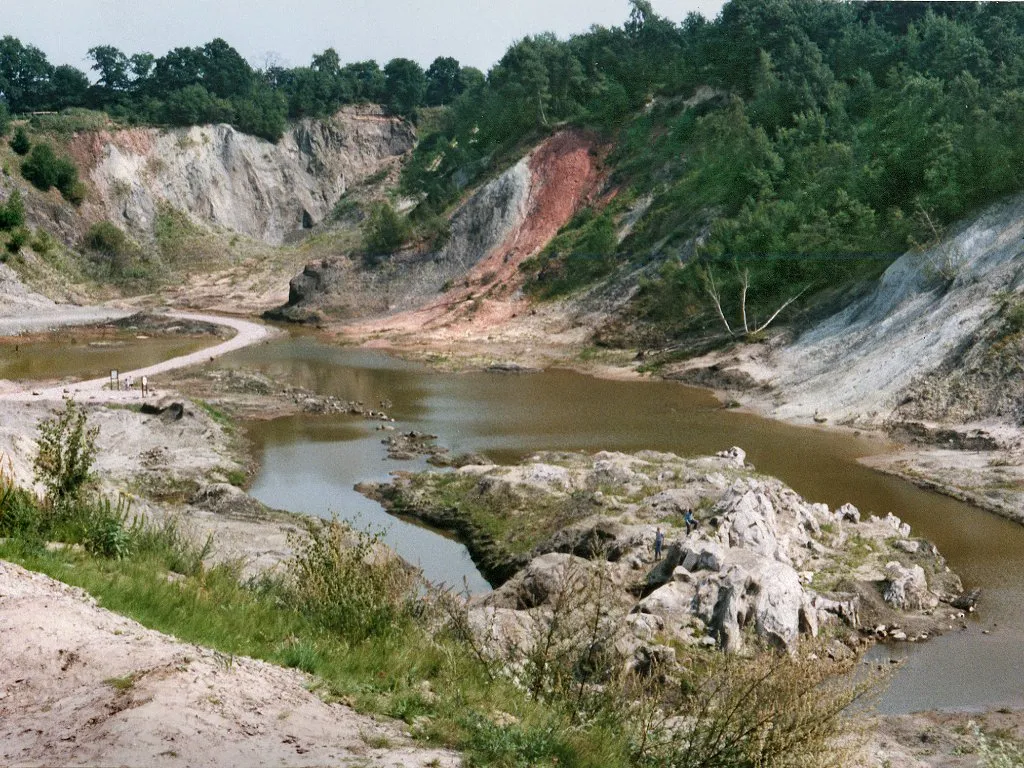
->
693;550;804;652
883;561;939;611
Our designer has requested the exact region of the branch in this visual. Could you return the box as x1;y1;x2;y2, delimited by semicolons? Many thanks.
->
700;265;736;338
752;284;812;334
739;266;750;335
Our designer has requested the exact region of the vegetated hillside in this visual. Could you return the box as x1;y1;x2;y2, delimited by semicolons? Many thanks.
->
0;106;414;306
767;192;1024;428
389;0;1024;348
271;129;605;334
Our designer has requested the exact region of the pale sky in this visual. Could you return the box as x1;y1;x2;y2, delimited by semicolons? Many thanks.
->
1;0;726;74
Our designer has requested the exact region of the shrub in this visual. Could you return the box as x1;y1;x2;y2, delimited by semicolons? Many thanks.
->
82;496;138;559
84;220;131;257
20;142;81;202
0;102;9;137
974;721;1024;768
0;189;25;231
0;453;42;538
362;201;410;260
282;518;417;641
30;227;56;256
33;398;99;509
10;126;31;155
5;226;28;254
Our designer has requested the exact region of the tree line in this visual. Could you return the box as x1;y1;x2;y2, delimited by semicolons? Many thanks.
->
397;0;1024;337
0;35;482;141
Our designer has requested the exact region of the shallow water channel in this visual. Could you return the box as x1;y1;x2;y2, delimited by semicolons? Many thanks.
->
9;329;1021;714
215;334;1024;715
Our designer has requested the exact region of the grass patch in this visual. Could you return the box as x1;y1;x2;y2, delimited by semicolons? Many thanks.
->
104;672;139;692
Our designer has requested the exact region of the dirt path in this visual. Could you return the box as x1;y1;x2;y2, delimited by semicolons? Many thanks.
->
0;310;276;404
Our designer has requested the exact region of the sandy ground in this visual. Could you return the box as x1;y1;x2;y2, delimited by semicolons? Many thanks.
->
0;561;459;768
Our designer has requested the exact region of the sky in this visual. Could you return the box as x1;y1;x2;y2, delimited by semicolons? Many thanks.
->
1;0;727;75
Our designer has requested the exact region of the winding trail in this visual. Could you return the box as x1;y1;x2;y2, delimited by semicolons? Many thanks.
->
0;310;275;403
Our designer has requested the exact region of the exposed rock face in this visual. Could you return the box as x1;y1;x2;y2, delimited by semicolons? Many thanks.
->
270;156;533;322
368;448;964;659
75;105;414;244
773;192;1024;425
271;129;604;327
883;562;939;611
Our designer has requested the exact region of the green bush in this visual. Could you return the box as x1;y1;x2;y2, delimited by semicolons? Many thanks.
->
29;108;110;134
33;398;99;509
0;189;25;231
84;220;131;257
30;227;56;256
362;201;410;260
5;226;28;254
0;102;9;137
20;142;81;202
83;496;137;559
10;127;31;156
280;518;417;641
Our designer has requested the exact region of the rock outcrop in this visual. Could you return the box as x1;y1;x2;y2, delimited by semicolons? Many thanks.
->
270;129;604;327
74;105;414;244
367;449;965;660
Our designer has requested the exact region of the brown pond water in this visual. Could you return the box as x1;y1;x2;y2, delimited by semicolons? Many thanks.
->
227;336;1024;715
10;329;1021;714
0;333;212;384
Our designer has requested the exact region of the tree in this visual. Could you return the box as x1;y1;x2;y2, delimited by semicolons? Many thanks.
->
383;58;426;115
0;99;9;136
363;201;410;258
232;81;287;141
48;65;90;110
162;84;233;126
201;38;253;98
0;36;53;112
88;45;131;97
34;398;99;508
425;56;462;106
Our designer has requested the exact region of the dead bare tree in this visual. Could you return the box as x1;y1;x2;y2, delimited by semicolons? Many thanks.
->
699;262;810;339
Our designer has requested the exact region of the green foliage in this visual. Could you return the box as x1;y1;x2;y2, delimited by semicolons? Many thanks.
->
362;201;410;259
10;126;30;155
82;495;138;559
29;108;110;134
524;208;620;298
33;399;99;509
20;142;81;202
280;518;416;641
30;227;56;256
0;101;9;136
974;722;1024;768
83;220;131;257
162;85;233;126
383;57;427;116
0;189;24;230
4;226;28;254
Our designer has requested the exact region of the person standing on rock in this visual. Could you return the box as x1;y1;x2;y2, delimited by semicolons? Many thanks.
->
653;527;664;560
684;508;697;535
141;375;148;397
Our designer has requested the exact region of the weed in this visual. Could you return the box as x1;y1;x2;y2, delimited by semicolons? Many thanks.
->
104;673;138;692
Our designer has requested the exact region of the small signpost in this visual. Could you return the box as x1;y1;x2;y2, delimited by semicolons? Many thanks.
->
110;369;119;391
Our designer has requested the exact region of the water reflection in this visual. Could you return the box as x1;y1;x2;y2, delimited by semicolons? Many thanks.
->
224;335;1024;713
